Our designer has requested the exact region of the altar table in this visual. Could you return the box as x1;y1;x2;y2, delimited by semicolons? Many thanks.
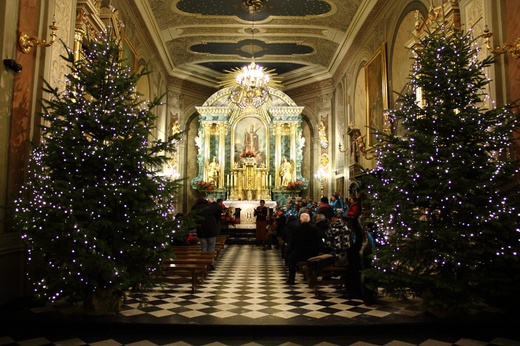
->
223;200;277;225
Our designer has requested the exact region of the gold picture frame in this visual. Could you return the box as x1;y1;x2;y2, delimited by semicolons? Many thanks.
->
365;43;389;148
121;34;138;72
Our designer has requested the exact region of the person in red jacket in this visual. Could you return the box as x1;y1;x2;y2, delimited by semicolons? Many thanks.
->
346;195;360;219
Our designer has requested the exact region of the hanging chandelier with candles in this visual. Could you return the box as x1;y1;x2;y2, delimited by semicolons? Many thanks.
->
219;0;281;109
229;61;271;108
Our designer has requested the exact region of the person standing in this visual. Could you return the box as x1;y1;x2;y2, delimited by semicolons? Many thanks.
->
254;199;268;246
191;192;223;268
317;196;334;220
330;191;345;216
285;213;322;285
345;195;363;297
215;198;226;235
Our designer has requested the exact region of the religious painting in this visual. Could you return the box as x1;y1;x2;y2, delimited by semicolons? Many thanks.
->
365;43;388;148
234;117;267;165
121;36;138;71
336;177;344;197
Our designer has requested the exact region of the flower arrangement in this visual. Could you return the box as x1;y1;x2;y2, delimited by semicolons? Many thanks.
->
241;151;256;158
195;181;214;191
286;181;306;191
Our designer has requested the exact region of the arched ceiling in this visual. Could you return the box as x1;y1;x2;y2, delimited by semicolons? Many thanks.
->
141;0;375;89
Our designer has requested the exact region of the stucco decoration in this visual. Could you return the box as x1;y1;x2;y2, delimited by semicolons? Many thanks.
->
51;0;73;92
460;0;493;109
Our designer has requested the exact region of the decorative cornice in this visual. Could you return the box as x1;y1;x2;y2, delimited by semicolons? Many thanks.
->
286;78;334;98
334;0;391;85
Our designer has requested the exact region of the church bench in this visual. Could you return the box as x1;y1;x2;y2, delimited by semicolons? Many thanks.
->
305;254;349;295
157;263;208;293
307;266;348;295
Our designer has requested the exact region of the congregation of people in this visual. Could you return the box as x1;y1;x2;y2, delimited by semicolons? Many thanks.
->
184;190;375;298
258;193;374;298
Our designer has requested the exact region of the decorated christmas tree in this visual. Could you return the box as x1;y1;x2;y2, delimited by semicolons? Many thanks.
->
14;30;183;313
362;24;520;314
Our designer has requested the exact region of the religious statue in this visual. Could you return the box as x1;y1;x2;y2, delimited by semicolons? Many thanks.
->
207;157;220;187
318;121;329;148
350;128;367;163
280;157;293;186
171;121;180;135
244;124;259;154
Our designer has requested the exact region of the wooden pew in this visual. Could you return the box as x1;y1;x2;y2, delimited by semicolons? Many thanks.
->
159;263;207;293
157;243;223;293
305;254;349;295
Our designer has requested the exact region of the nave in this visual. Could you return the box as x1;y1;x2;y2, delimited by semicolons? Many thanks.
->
1;244;519;346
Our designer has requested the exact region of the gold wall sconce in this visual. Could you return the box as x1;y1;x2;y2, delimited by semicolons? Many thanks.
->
19;20;58;54
482;26;520;59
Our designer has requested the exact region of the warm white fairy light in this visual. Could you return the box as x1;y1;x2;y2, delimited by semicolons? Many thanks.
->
366;23;520;305
14;31;182;304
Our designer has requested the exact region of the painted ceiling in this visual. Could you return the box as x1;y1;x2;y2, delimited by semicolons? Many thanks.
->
146;0;368;88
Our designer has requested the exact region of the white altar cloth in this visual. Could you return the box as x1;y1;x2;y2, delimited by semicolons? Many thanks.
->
223;200;277;225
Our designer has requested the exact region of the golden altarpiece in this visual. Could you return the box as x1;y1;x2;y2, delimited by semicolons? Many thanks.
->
190;86;307;221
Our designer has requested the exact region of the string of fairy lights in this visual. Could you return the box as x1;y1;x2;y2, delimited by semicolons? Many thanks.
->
366;24;519;270
15;32;181;302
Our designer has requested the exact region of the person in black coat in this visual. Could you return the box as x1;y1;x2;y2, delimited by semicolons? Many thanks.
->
285;213;322;285
191;192;223;256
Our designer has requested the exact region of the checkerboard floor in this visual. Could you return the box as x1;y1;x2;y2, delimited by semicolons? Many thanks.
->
1;244;520;345
119;244;425;325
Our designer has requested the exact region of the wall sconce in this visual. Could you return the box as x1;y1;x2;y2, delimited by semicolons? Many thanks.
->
19;19;58;54
482;26;520;59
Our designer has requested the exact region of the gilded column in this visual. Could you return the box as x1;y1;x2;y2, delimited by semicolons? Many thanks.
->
273;123;283;188
289;122;298;183
217;123;227;188
202;123;212;182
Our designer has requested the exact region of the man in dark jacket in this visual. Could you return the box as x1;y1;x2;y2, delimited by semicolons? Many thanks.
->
317;196;334;220
285;213;322;285
191;192;223;267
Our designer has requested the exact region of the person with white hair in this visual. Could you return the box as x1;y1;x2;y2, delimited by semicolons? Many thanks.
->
284;212;322;285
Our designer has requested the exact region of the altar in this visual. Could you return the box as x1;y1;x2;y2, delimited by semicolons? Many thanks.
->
190;86;308;207
223;200;277;225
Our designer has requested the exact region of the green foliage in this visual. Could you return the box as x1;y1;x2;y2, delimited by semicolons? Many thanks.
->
14;30;183;305
362;25;520;315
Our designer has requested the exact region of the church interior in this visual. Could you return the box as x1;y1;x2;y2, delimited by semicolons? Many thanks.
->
1;0;520;344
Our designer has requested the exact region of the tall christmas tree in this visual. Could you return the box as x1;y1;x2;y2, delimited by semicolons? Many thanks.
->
14;30;183;313
362;24;520;314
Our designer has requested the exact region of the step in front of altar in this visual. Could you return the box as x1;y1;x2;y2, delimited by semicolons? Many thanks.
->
221;224;256;245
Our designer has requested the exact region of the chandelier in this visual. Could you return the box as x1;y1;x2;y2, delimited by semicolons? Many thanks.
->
229;62;270;108
219;0;280;109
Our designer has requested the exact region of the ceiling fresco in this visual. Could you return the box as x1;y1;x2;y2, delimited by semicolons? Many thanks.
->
146;0;366;87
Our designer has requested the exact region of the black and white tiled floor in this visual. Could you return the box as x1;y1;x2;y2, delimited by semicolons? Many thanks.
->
1;244;520;345
119;244;424;324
